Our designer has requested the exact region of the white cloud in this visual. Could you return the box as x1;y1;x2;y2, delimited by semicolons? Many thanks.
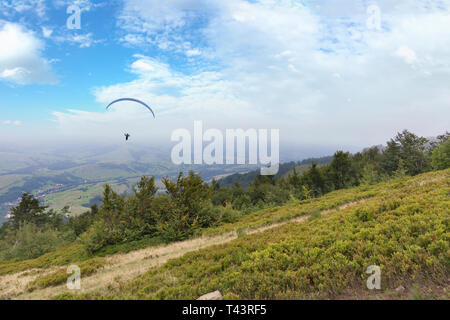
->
395;46;417;64
51;31;101;48
117;0;219;52
65;33;98;48
43;1;102;49
54;0;450;147
92;54;243;116
0;0;46;18
119;33;145;46
42;26;53;38
2;120;22;126
52;0;94;12
186;49;201;57
52;54;254;143
0;21;56;85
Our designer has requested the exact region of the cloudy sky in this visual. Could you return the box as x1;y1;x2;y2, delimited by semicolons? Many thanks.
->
0;0;449;155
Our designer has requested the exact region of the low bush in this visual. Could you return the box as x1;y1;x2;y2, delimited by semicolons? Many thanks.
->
27;258;105;292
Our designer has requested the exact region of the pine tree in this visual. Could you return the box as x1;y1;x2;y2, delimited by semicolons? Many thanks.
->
9;193;49;229
329;151;352;190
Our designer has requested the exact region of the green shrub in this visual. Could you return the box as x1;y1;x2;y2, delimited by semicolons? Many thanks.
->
27;258;105;292
1;223;62;261
308;210;322;222
432;140;450;170
219;206;242;224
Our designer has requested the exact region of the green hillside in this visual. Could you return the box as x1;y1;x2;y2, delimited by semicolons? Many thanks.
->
0;169;447;299
67;169;449;300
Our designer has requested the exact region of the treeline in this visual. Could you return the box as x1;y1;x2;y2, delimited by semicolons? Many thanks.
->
218;156;333;187
213;130;448;204
0;130;448;261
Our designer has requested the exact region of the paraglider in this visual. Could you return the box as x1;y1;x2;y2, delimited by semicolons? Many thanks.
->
106;98;155;141
106;98;155;118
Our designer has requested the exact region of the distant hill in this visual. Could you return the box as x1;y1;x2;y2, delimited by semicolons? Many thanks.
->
218;156;333;187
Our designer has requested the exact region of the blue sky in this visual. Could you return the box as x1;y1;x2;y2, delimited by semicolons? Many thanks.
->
1;0;449;151
1;1;139;120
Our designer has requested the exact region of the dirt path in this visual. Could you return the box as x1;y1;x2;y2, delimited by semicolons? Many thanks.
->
5;199;367;299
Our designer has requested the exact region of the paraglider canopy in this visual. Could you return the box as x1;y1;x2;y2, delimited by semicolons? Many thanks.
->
106;98;155;118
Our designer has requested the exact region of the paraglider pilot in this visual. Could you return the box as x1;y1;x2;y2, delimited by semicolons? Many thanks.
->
105;98;155;142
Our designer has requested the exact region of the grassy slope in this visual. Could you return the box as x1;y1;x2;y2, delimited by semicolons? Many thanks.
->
0;169;448;299
63;169;449;300
0;170;380;277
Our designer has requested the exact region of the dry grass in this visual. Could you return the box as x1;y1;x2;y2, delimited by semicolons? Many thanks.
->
10;232;236;299
0;267;58;298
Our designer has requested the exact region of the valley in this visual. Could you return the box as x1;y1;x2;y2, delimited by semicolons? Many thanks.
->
0;145;255;222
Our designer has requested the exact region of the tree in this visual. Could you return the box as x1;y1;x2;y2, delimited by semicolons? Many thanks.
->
432;139;450;170
393;158;407;179
383;130;431;176
300;163;327;196
80;184;130;252
383;139;402;175
329;151;352;189
66;205;98;237
351;146;384;185
360;163;381;185
429;131;450;149
211;179;221;192
162;171;211;217
9;193;50;229
158;171;212;241
230;182;251;210
133;176;157;220
287;167;302;189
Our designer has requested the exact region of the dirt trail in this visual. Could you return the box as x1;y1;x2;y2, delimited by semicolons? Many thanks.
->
3;199;367;299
